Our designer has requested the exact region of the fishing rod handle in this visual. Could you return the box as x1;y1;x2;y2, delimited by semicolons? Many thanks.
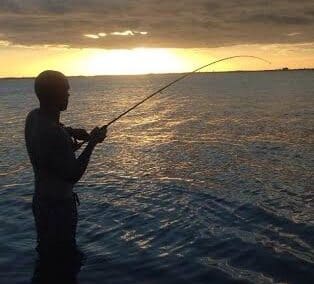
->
77;124;108;147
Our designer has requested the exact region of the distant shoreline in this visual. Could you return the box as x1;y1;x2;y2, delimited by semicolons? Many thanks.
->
1;68;313;80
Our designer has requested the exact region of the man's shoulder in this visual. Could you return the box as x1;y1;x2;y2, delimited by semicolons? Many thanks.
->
25;109;60;137
27;108;40;116
25;108;40;124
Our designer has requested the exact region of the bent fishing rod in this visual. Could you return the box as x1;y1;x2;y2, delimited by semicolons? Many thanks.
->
79;55;270;145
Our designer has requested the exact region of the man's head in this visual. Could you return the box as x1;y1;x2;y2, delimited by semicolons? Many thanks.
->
34;70;70;111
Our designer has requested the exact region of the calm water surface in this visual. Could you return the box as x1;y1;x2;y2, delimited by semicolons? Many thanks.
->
0;71;313;283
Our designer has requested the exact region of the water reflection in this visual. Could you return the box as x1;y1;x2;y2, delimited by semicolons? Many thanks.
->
0;72;313;283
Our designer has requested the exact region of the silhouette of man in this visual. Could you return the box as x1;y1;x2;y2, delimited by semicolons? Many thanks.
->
25;70;107;283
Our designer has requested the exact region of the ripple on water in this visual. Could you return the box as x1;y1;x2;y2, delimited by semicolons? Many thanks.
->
1;72;314;283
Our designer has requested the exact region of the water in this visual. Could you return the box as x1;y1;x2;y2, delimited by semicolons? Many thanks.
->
0;71;313;283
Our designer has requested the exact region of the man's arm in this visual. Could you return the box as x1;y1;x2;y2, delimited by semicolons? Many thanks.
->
41;126;106;184
63;126;90;151
64;126;90;141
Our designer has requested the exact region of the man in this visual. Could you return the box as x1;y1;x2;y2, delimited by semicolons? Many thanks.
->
25;70;106;283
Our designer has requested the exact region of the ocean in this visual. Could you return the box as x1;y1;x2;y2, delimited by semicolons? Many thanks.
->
0;70;313;283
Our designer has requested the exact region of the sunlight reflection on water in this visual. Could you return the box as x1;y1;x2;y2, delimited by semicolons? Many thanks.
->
0;71;313;283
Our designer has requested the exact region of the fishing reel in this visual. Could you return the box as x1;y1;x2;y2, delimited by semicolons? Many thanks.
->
61;125;90;151
65;125;107;151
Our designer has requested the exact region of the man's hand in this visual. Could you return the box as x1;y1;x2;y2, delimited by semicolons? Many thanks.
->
89;126;107;146
70;128;90;141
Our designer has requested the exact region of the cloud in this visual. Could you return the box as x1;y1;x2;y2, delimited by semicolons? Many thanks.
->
239;14;312;25
0;0;313;49
111;31;134;36
0;40;10;46
83;30;148;39
287;32;301;37
84;34;100;39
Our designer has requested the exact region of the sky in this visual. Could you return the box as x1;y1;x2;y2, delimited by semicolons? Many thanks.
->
0;0;313;77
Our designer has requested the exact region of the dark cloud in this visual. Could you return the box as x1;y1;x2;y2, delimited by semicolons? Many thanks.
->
240;14;313;25
0;0;313;49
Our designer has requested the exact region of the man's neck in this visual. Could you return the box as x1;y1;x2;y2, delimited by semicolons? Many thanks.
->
39;105;60;125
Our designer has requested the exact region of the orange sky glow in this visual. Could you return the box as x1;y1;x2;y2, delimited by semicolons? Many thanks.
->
0;42;313;78
1;0;314;77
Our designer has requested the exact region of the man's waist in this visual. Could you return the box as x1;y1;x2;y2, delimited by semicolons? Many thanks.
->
33;190;79;206
34;186;74;205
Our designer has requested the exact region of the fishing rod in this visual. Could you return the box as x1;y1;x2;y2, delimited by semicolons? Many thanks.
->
104;55;270;128
77;55;270;146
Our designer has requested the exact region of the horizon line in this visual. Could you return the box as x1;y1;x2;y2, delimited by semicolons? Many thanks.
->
0;67;313;80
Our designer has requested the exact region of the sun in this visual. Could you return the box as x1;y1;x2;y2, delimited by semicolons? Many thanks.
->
80;48;187;75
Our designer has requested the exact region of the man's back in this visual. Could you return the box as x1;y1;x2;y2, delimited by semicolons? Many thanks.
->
25;108;74;200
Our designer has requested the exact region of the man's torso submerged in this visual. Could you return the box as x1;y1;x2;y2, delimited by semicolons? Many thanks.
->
25;108;74;200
